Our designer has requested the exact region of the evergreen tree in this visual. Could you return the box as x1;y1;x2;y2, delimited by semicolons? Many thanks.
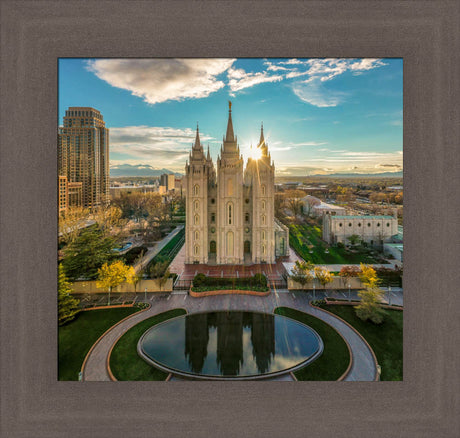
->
61;225;118;280
58;264;80;325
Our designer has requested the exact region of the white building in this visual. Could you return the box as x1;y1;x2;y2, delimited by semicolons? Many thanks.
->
184;102;289;265
301;195;346;217
323;214;398;247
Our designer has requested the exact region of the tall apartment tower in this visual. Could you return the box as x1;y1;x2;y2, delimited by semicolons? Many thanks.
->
58;107;109;209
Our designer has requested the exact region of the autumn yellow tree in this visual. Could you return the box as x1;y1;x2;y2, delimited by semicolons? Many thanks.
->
314;266;333;290
355;263;385;324
96;261;135;305
290;260;314;291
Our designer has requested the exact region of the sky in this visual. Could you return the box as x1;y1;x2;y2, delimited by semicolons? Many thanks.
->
58;58;403;176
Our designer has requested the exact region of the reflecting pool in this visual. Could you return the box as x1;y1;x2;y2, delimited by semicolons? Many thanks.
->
138;311;323;379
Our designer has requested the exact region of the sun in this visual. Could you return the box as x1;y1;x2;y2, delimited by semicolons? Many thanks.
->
249;146;262;161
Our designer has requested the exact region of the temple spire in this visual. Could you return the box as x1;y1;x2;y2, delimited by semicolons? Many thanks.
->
193;123;201;149
258;122;265;147
225;101;235;142
207;145;211;160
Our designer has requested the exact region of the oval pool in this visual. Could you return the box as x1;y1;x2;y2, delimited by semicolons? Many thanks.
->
138;311;323;380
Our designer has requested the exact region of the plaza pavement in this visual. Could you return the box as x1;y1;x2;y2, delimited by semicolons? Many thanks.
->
81;289;396;382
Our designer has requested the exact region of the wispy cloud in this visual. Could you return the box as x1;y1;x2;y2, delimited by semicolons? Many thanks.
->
227;67;283;95
87;59;236;104
109;125;215;171
292;79;348;107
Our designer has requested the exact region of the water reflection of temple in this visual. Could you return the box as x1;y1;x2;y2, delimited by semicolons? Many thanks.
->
184;312;275;376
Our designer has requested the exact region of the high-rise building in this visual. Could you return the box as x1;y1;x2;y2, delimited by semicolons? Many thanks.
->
160;173;176;192
58;107;109;209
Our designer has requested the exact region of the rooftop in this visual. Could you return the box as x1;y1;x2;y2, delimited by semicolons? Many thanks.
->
331;215;395;220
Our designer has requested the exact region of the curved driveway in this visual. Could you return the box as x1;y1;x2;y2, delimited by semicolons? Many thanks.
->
83;292;377;381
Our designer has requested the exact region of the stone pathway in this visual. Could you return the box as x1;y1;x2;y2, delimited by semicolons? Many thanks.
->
82;292;378;382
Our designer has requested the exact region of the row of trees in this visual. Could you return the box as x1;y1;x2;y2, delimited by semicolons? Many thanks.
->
290;261;387;324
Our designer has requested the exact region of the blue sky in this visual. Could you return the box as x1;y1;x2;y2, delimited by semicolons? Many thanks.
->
59;58;403;176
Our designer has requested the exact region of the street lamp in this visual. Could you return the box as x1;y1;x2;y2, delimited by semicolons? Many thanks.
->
348;284;351;302
144;287;147;303
313;283;316;301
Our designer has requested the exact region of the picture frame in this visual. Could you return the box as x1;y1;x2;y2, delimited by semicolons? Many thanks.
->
1;1;458;437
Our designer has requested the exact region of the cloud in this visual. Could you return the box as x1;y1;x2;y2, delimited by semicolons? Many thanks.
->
375;163;402;169
87;58;236;104
109;125;215;171
227;67;283;95
291;78;348;107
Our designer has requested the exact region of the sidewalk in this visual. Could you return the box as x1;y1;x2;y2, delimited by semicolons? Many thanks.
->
133;225;184;273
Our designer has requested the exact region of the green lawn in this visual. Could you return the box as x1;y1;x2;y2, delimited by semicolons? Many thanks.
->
58;307;140;381
318;305;403;380
289;223;380;264
274;307;350;380
110;309;187;381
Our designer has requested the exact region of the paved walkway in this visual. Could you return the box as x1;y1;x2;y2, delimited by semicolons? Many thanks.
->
132;225;184;273
83;291;378;382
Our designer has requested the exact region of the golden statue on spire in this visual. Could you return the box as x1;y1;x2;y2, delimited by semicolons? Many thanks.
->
228;100;232;111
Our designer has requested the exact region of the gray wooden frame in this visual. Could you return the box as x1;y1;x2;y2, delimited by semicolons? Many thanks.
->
1;1;459;437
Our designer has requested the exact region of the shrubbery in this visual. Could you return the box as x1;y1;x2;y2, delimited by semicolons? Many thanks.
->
192;273;268;291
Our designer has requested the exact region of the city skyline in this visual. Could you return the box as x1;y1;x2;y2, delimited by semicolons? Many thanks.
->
59;58;403;176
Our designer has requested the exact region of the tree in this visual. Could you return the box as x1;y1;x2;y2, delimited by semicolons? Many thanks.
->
61;226;118;280
59;206;91;244
158;269;170;291
92;205;127;238
355;264;385;324
347;234;361;247
283;189;306;217
339;265;361;287
126;271;143;301
290;260;314;290
314;266;334;289
58;264;80;325
96;260;136;305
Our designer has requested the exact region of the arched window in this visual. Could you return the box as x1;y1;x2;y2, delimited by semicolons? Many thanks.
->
262;244;266;255
193;184;199;196
262;215;266;225
228;203;233;225
211;213;216;223
262;200;266;210
194;245;199;256
194;230;199;241
227;231;234;255
194;214;199;225
262;231;266;240
377;223;381;227
261;185;266;196
194;200;199;211
245;212;250;223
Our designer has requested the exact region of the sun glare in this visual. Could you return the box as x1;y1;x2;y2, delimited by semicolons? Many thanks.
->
249;146;262;161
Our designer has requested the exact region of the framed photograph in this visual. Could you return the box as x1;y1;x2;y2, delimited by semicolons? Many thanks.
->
1;1;458;437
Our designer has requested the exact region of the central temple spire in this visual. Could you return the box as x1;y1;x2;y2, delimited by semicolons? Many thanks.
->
225;100;235;143
193;123;202;149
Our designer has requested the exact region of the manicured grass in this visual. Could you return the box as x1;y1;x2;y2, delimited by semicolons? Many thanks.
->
110;309;187;381
318;304;403;380
274;307;350;380
289;223;380;264
58;307;140;381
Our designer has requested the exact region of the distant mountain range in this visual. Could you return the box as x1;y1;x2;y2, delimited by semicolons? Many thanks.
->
309;171;403;178
109;164;182;177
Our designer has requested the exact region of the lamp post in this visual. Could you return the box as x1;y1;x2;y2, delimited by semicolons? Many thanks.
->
348;284;351;302
144;287;147;303
313;283;316;301
388;285;391;306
